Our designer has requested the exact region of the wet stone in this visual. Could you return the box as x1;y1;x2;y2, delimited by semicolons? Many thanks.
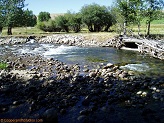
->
82;98;90;106
77;115;88;122
42;108;58;123
79;109;89;115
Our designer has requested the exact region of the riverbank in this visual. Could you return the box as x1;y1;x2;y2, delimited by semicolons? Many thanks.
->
0;53;164;123
1;33;163;60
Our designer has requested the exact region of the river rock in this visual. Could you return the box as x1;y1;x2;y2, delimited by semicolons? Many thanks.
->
89;72;97;78
42;108;58;123
137;91;142;95
13;100;24;105
82;98;90;106
83;68;89;72
77;115;88;122
79;109;89;115
103;63;113;69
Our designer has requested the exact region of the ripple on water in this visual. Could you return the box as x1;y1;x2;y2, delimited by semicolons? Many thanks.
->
120;63;150;72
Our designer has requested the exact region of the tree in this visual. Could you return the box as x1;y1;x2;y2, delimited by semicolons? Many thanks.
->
23;9;37;27
65;11;82;33
55;15;69;32
115;0;137;35
0;0;5;33
1;0;26;35
80;3;114;32
130;0;145;35
109;5;125;34
103;9;116;32
115;0;164;36
37;19;61;32
144;0;164;36
38;12;51;22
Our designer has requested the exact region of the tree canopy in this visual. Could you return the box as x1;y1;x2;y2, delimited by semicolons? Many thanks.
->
23;9;37;27
38;12;51;22
115;0;164;36
80;3;115;32
1;0;26;35
55;15;69;32
0;0;38;35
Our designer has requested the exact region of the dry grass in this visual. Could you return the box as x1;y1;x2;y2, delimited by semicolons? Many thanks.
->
77;32;118;42
1;27;118;41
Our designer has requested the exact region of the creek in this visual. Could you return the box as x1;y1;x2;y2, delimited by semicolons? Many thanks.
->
0;42;163;77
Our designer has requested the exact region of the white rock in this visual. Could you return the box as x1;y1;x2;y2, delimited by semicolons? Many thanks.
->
137;91;142;95
106;63;113;67
151;87;157;91
141;92;147;97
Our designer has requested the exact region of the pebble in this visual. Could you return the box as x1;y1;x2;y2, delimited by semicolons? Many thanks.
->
137;91;142;95
79;109;89;115
141;92;147;97
42;108;58;122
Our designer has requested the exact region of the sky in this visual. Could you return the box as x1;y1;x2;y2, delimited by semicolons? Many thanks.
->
24;0;114;15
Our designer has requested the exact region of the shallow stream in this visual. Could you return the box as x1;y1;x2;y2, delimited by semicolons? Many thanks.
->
0;42;163;77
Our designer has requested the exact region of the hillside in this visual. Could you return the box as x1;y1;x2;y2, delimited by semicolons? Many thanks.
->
50;13;65;19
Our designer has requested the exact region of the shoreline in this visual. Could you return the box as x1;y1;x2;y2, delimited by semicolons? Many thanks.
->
1;33;163;60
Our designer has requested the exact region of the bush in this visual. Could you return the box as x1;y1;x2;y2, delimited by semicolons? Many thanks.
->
55;15;69;32
37;20;61;32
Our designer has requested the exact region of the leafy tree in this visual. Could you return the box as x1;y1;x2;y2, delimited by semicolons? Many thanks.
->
130;0;145;35
55;15;69;32
109;5;125;34
103;9;116;32
0;1;5;33
115;0;137;35
115;0;164;36
37;19;61;32
65;11;82;33
1;0;26;35
23;9;37;27
80;3;114;32
38;12;51;22
144;0;164;35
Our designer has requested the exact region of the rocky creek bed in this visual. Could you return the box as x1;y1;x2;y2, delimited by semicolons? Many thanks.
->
0;35;164;123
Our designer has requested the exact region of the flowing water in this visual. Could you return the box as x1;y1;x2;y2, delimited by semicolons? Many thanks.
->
0;42;163;77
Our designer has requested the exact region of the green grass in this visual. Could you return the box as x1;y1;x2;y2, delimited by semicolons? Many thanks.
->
151;19;164;24
2;27;45;36
0;62;7;69
130;23;164;35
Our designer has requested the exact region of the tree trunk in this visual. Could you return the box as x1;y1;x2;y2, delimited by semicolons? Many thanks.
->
137;22;141;36
104;25;110;32
147;20;151;36
123;22;127;36
88;25;94;32
64;26;69;33
0;27;2;36
7;27;12;35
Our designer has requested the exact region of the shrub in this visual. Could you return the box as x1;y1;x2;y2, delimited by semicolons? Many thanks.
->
37;20;61;32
